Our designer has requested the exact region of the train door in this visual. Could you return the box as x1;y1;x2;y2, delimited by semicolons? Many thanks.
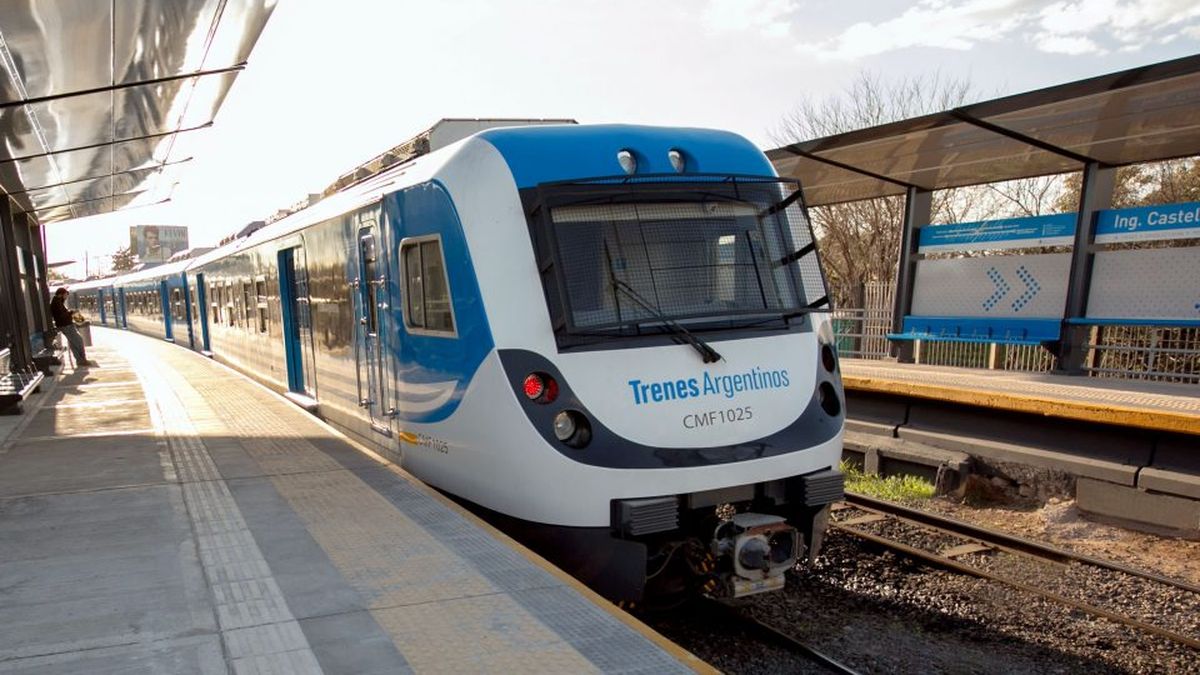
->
98;288;108;325
159;280;174;341
117;288;128;328
193;273;211;352
353;216;393;434
278;247;316;397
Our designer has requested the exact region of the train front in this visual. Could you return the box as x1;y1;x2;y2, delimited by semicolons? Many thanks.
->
462;126;844;601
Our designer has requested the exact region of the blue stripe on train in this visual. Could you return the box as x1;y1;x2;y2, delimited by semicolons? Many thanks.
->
382;180;494;423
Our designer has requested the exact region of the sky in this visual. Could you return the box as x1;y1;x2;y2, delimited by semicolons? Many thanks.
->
46;0;1200;278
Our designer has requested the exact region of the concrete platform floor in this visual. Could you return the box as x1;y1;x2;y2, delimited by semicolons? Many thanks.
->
0;330;704;674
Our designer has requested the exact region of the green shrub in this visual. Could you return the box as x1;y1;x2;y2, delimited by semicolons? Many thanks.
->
840;460;936;502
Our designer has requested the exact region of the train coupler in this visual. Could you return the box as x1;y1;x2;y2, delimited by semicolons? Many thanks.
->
711;513;801;598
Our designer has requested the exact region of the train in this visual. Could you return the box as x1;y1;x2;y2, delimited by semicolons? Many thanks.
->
71;122;846;602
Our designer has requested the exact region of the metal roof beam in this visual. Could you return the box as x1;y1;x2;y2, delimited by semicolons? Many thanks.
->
781;146;919;191
0;123;212;165
948;109;1099;166
22;189;156;216
7;158;192;195
0;64;244;111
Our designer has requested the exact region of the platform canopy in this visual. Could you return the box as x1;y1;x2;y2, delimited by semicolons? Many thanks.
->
0;0;275;224
769;54;1200;207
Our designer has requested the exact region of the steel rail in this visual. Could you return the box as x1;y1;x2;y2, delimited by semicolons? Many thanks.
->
699;599;861;675
843;492;1200;595
833;499;1200;651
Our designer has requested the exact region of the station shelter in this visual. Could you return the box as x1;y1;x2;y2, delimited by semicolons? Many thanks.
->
0;1;274;379
768;54;1200;375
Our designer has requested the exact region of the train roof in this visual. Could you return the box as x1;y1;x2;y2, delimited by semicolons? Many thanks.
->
191;123;774;260
91;124;775;285
476;124;775;189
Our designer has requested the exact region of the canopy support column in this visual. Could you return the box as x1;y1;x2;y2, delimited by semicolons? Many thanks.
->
1057;162;1114;375
0;201;33;371
891;186;931;362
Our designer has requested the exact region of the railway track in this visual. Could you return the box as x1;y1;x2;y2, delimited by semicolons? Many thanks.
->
699;598;861;675
832;493;1200;651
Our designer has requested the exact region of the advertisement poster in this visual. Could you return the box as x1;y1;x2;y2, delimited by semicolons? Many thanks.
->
130;225;188;263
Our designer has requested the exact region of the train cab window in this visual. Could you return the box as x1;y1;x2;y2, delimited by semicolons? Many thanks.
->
401;237;455;335
358;234;379;333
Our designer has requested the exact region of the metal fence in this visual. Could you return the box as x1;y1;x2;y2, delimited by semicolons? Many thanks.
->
915;340;1057;372
1085;325;1200;384
831;282;893;359
830;280;1197;383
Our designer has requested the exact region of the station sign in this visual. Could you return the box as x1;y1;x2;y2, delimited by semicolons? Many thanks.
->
918;213;1075;252
1094;201;1200;244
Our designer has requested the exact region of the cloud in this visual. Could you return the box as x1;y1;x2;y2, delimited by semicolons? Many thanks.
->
1032;0;1200;49
701;0;799;39
798;0;1039;60
800;0;1200;61
1035;34;1102;55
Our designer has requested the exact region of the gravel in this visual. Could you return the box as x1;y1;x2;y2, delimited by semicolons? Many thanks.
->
966;552;1200;641
646;530;1200;674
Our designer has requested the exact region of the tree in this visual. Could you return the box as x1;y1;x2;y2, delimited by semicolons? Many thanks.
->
111;245;136;272
1050;159;1200;215
773;72;987;307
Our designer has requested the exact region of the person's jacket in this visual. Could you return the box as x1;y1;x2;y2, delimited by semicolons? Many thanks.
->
50;296;74;328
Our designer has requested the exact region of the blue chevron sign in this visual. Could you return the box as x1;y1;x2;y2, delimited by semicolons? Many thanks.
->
981;265;1041;313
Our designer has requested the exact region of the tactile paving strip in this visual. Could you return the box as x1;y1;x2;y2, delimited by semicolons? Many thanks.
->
189;378;686;673
136;362;323;675
141;337;693;674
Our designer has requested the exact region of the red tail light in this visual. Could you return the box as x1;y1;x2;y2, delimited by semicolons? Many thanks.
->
523;373;558;403
524;374;545;399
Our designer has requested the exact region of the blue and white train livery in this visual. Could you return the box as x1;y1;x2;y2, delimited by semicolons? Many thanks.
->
71;123;845;601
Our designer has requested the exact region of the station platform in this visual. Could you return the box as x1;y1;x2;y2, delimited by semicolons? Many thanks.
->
0;329;705;674
841;359;1200;536
842;359;1200;436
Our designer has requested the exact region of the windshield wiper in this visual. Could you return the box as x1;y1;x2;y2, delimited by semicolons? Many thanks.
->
611;279;723;363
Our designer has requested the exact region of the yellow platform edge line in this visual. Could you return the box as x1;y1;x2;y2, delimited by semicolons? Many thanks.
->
844;375;1200;436
180;335;716;674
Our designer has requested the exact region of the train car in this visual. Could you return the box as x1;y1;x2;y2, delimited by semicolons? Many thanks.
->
69;278;119;327
71;124;846;602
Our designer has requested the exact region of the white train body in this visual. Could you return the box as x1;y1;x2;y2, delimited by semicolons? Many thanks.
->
72;124;845;600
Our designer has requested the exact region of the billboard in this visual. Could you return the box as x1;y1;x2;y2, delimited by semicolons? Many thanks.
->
130;225;188;263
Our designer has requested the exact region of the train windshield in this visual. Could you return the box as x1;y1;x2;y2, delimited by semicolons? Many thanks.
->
534;178;828;340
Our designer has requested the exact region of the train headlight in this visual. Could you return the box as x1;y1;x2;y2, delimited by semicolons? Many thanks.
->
617;149;637;175
553;410;592;448
553;411;576;440
668;149;685;173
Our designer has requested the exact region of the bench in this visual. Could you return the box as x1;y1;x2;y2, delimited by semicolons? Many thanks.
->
888;316;1062;347
0;347;44;415
1065;317;1200;328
